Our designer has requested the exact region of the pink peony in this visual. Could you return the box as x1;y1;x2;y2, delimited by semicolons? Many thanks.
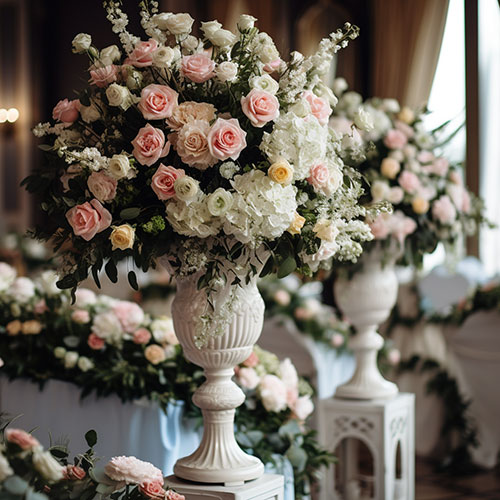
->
105;456;163;485
133;328;152;345
417;150;435;163
302;91;331;125
89;65;118;87
151;164;185;200
237;367;260;390
241;89;279;128
432;195;457;224
64;465;86;481
395;120;414;139
307;163;330;192
259;374;288;413
126;39;158;67
425;157;449;177
292;395;314;421
52;99;80;124
138;84;178;120
5;429;40;450
368;214;391;240
87;171;117;203
207;118;247;161
384;129;408;150
87;333;105;350
263;59;281;73
34;299;48;315
112;301;145;333
398;170;421;194
132;124;170;166
242;351;259;368
139;481;166;499
65;199;112;241
389;211;417;244
71;309;90;324
180;53;215;83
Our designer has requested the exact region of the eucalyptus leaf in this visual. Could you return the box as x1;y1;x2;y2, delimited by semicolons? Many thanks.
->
4;476;28;495
120;207;141;220
85;429;97;447
277;256;296;279
285;443;308;471
63;336;80;348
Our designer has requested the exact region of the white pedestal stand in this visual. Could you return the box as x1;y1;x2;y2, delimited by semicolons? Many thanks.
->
318;393;415;500
165;474;284;500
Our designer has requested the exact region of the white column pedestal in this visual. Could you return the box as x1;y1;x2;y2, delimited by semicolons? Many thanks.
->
165;474;284;500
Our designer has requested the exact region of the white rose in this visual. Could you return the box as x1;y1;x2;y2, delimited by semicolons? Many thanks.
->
238;367;260;390
389;186;404;204
77;356;95;372
0;453;13;482
313;219;337;242
164;13;194;35
371;180;390;202
80;102;100;123
208;29;237;48
37;270;60;296
174;176;199;202
207;188;233;216
72;33;91;53
383;98;400;113
54;347;67;359
389;150;405;162
74;288;97;307
100;45;121;65
328;162;343;193
332;77;348;96
164;345;177;360
259;374;288;412
64;351;79;369
278;358;298;390
124;69;143;91
289;98;311;118
153;46;176;67
201;20;222;38
108;154;135;180
181;35;199;52
32;450;65;482
216;61;238;83
249;74;279;95
292;395;314;420
353;107;374;132
237;14;257;31
151;317;178;345
259;42;279;64
0;262;16;292
152;12;173;30
106;84;132;110
11;277;35;303
91;311;124;346
314;82;338;106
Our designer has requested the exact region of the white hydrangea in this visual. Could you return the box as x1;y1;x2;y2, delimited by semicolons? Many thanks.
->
223;170;297;244
166;198;221;238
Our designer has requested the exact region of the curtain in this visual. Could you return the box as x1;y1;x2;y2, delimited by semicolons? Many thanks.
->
370;0;449;108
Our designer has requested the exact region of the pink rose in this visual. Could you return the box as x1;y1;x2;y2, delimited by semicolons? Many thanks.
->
263;59;281;73
432;195;457;224
71;309;90;324
389;211;417;244
398;170;421;194
65;199;112;241
112;301;145;333
180;53;215;83
368;214;391;240
87;172;117;203
138;84;179;120
5;429;40;450
166;492;185;500
417;150;435;163
302;91;331;125
34;299;48;315
132;124;170;166
170;120;216;169
243;351;259;368
87;333;105;350
384;129;408;150
241;89;279;128
133;328;152;345
151;164;185;200
449;170;463;185
425;157;449;177
64;465;86;481
331;333;345;347
395;120;414;139
89;65;118;87
126;39;158;67
307;163;330;192
207;118;247;160
139;481;166;499
52;99;80;124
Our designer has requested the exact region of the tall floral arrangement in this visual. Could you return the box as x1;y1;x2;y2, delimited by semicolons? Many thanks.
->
330;79;487;267
23;2;372;344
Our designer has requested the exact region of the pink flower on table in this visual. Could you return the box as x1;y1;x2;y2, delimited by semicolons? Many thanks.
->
307;163;330;192
395;120;414;139
5;429;40;450
242;351;259;368
112;301;145;333
87;171;117;203
398;170;421;194
263;58;281;73
166;492;185;500
151;164;185;200
87;333;105;350
417;150;435;164
139;481;166;499
389;211;417;244
180;53;215;83
133;328;152;345
259;374;288;413
71;309;90;324
126;39;158;67
302;90;331;125
132;124;170;166
292;395;314;421
241;89;279;128
138;84;179;120
65;199;112;241
89;65;118;87
384;129;408;150
52;99;80;124
432;195;457;224
64;465;86;481
368;213;391;240
237;367;260;390
105;456;163;485
34;299;48;315
207;118;247;160
424;157;449;177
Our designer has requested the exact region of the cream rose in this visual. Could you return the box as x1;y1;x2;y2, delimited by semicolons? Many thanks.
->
216;61;238;83
206;188;233;216
174;176;199;202
152;46;176;67
72;33;91;53
166;101;216;131
259;374;288;412
108;154;135;180
412;197;430;214
110;224;135;251
80;102;100;123
381;157;401;179
200;20;222;38
287;212;305;235
145;344;167;365
163;13;194;35
100;44;121;65
106;84;132;109
313;219;338;242
64;351;79;369
208;29;237;48
268;159;293;184
32;450;65;482
172;120;215;169
237;14;257;31
249;74;279;95
87;171;117;202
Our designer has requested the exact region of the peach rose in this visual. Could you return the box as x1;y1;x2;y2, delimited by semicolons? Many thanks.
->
65;199;112;241
241;89;279;128
380;157;401;179
398;170;421;194
52;99;80;124
432;195;457;224
5;429;40;450
302;90;331;125
384;129;408;150
180;53;215;83
133;328;152;345
138;84;179;120
144;344;166;365
87;171;117;202
166;101;216;131
243;351;259;367
207;118;247;161
139;481;166;499
151;164;185;200
132;124;170;166
126;39;158;67
87;333;105;350
89;65;118;87
307;163;330;192
171;120;216;169
64;465;86;481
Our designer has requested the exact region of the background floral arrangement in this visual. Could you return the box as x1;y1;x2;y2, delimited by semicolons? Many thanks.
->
0;261;332;497
23;1;373;345
329;78;488;267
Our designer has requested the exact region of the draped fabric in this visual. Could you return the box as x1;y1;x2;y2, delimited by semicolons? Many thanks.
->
370;0;449;107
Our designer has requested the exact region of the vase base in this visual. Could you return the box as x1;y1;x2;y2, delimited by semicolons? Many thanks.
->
334;379;398;400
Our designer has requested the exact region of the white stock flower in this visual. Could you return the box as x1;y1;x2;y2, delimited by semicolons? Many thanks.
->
100;45;121;65
150;317;178;345
201;20;222;38
353;107;375;132
108;154;135;180
249;74;279;95
32;450;65;482
237;14;257;31
91;311;124;346
163;13;194;35
80;102;100;123
106;84;132;110
77;356;94;372
64;351;79;369
10;277;35;303
0;453;13;481
37;270;60;296
72;33;91;53
216;61;238;82
174;176;199;202
207;188;233;216
0;262;16;292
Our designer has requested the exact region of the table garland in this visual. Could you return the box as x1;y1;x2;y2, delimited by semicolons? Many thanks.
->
0;262;331;496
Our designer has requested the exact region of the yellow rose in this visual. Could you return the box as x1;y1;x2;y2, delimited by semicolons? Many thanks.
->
287;212;305;235
268;159;293;185
380;157;401;179
397;106;415;124
313;219;337;242
110;224;135;251
22;320;42;335
6;320;22;336
412;197;430;214
144;344;167;365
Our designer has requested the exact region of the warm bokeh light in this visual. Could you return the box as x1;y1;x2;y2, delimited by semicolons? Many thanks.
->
6;108;19;123
0;109;7;123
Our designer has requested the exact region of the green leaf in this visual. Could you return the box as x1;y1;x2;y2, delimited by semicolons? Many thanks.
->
120;207;141;220
96;483;116;495
105;261;118;283
4;476;28;495
277;256;296;279
92;265;101;289
259;255;274;278
285;443;308;471
57;275;77;290
127;271;138;291
85;429;97;447
26;489;49;500
38;144;53;152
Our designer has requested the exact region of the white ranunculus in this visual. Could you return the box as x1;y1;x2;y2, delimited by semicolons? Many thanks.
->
249;74;279;95
292;395;314;420
259;374;288;412
216;61;238;83
181;35;199;52
207;188;233;216
208;29;237;48
108;154;135;180
54;347;66;359
0;262;16;292
152;12;173;30
72;33;91;53
37;270;60;296
150;317;178;345
32;450;65;482
77;356;94;372
64;351;79;369
0;453;13;481
371;180;391;202
153;46;176;67
10;277;35;303
200;20;222;38
164;13;194;34
237;14;257;31
353;106;374;132
80;102;100;123
174;176;199;202
238;367;260;390
100;45;121;65
91;311;124;346
332;77;348;96
106;84;131;109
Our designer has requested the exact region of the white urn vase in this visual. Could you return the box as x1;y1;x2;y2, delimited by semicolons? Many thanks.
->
334;247;399;399
171;271;265;485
